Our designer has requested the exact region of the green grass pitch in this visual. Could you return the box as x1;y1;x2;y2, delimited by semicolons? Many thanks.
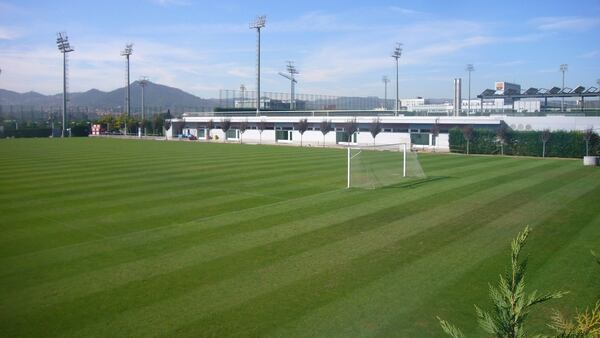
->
0;138;598;337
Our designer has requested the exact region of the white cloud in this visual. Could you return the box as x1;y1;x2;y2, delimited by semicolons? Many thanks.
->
389;6;424;15
152;0;191;6
0;26;20;40
579;50;599;59
532;16;600;31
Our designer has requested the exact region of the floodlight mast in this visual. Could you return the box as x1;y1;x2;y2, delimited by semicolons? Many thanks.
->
121;44;133;134
466;64;474;115
391;43;402;116
382;76;390;109
278;61;298;110
139;76;149;136
240;84;246;107
560;64;568;111
56;32;74;138
250;15;266;116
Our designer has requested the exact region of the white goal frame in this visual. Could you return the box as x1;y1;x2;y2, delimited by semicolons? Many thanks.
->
347;143;407;188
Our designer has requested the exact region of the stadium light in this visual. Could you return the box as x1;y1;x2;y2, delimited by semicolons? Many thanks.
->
139;76;149;136
56;32;74;138
560;64;568;111
391;43;402;116
250;15;266;116
382;76;390;110
278;61;299;110
466;64;475;115
121;44;133;134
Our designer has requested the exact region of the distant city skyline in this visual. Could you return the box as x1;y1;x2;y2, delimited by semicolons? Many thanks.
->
0;0;599;99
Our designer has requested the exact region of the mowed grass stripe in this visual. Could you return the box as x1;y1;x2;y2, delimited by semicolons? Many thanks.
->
163;161;595;337
0;153;515;282
0;155;539;296
1;139;597;338
262;174;600;338
61;161;583;337
0;146;343;203
0;158;562;320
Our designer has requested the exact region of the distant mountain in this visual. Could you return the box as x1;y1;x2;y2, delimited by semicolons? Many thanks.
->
0;81;216;111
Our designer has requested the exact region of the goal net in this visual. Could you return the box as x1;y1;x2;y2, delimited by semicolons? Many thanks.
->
347;143;426;189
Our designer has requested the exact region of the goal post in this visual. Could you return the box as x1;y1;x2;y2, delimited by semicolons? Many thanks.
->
347;143;425;189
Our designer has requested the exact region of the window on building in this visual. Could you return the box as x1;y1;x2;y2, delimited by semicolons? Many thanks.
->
226;129;239;140
275;130;292;141
410;133;430;146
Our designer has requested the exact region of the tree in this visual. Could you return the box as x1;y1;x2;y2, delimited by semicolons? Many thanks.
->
345;118;358;143
541;129;551;158
584;129;594;156
496;123;509;155
238;120;248;144
221;118;231;141
438;226;567;338
369;117;382;146
431;123;440;152
98;114;116;133
206;119;214;140
258;119;267;144
320;119;332;147
296;118;309;147
462;125;474;155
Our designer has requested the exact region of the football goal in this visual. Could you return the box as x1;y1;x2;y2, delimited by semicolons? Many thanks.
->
347;143;426;189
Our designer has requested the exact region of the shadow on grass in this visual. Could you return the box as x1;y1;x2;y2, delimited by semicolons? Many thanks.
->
382;175;452;189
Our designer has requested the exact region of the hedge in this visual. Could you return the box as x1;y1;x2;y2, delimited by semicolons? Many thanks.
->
449;128;600;158
2;128;52;138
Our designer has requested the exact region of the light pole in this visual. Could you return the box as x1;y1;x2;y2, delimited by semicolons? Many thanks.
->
278;61;298;110
250;15;266;116
560;64;568;112
240;84;246;108
597;79;600;111
121;44;133;134
139;76;149;136
56;32;74;138
382;76;390;109
392;43;402;116
466;64;474;115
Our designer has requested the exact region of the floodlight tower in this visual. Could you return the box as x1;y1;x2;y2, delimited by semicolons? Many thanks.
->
278;61;299;110
560;64;568;111
391;43;403;116
250;15;266;116
597;79;600;109
139;76;149;136
56;32;74;138
382;76;390;109
466;64;474;114
121;43;133;134
240;84;246;108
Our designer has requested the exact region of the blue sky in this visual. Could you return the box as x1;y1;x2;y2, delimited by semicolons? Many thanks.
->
0;0;599;99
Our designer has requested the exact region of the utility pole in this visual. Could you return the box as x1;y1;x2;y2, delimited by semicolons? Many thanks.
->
250;16;266;116
392;43;402;116
56;32;74;138
560;64;568;112
382;76;390;109
466;64;474;115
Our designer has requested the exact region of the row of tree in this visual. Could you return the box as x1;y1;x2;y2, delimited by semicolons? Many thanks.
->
454;125;599;158
95;111;172;135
